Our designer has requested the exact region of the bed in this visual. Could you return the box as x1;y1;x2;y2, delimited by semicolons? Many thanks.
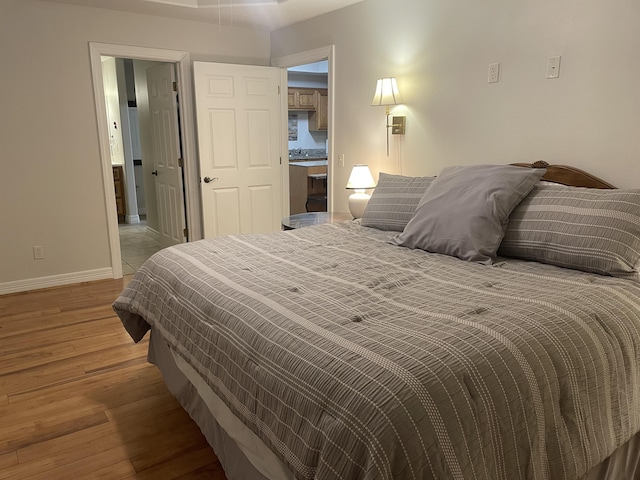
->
113;161;640;480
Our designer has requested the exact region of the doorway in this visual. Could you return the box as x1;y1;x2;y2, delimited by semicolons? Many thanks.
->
272;46;336;215
89;43;201;279
112;58;180;274
101;56;186;274
286;61;329;215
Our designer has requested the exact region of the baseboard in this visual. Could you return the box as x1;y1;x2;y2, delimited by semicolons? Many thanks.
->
0;268;114;295
146;227;161;242
126;214;141;224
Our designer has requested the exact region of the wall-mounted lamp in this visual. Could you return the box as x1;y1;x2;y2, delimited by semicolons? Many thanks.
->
371;77;406;156
346;164;376;219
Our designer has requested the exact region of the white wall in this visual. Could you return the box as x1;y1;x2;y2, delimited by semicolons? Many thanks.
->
0;0;270;290
288;112;327;150
271;0;640;213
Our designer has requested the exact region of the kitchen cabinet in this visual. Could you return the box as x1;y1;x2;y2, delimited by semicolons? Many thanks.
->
288;87;328;131
288;88;318;110
309;90;328;131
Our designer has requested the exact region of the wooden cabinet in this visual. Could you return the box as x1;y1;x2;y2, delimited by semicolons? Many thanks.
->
309;90;328;131
287;90;296;109
113;165;125;223
288;88;318;110
288;87;328;131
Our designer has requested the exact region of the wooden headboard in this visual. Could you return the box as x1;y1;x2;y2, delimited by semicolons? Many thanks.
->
512;161;616;189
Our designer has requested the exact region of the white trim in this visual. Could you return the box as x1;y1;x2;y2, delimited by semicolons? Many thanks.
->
278;67;290;217
126;214;141;224
89;42;202;280
271;46;336;212
271;46;334;70
0;268;114;296
146;226;161;242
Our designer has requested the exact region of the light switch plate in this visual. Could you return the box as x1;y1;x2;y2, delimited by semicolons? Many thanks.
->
547;56;561;79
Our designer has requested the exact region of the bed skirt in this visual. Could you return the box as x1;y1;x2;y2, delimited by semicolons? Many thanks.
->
148;327;640;480
148;328;295;480
581;431;640;480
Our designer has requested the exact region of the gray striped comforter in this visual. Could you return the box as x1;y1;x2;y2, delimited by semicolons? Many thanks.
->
113;222;640;480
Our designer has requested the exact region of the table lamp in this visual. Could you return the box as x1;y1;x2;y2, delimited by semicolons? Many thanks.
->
346;165;376;218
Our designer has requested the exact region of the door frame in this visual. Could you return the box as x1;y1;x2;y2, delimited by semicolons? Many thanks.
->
271;45;335;213
89;42;202;278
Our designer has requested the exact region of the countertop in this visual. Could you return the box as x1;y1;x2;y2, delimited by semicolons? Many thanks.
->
289;160;328;167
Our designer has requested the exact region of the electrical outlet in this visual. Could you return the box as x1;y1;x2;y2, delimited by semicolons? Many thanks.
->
488;63;500;83
33;246;44;260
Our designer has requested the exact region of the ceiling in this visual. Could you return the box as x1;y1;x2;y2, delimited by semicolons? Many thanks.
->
39;0;365;31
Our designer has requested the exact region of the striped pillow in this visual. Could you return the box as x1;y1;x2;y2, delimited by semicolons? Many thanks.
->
361;173;435;231
499;183;640;281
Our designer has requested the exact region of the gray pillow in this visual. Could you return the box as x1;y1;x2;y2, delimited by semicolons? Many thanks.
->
391;165;546;263
361;173;435;231
499;183;640;281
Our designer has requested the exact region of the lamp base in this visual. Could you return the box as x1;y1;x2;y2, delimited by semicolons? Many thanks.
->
348;191;371;219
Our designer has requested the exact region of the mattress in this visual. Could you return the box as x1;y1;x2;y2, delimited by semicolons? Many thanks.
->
114;221;640;480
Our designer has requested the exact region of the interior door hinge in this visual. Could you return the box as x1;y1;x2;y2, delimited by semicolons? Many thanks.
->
183;227;188;238
280;156;282;165
277;85;280;94
178;157;184;167
173;81;178;92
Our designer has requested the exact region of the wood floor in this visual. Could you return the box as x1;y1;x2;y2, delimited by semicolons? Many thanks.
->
0;278;228;479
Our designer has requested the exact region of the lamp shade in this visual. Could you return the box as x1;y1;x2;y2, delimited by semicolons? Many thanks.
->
346;165;376;190
371;77;402;107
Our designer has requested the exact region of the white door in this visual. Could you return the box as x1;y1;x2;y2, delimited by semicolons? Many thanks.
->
194;62;282;238
147;63;187;247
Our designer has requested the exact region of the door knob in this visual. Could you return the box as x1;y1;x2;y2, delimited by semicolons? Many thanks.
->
203;176;219;183
151;170;158;176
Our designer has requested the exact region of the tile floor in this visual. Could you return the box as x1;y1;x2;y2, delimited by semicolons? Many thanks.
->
119;219;163;275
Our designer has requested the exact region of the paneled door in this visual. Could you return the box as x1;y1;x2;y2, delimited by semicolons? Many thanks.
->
147;63;187;247
193;62;282;238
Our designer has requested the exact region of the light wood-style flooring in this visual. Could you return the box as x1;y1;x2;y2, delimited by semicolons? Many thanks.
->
0;278;228;479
